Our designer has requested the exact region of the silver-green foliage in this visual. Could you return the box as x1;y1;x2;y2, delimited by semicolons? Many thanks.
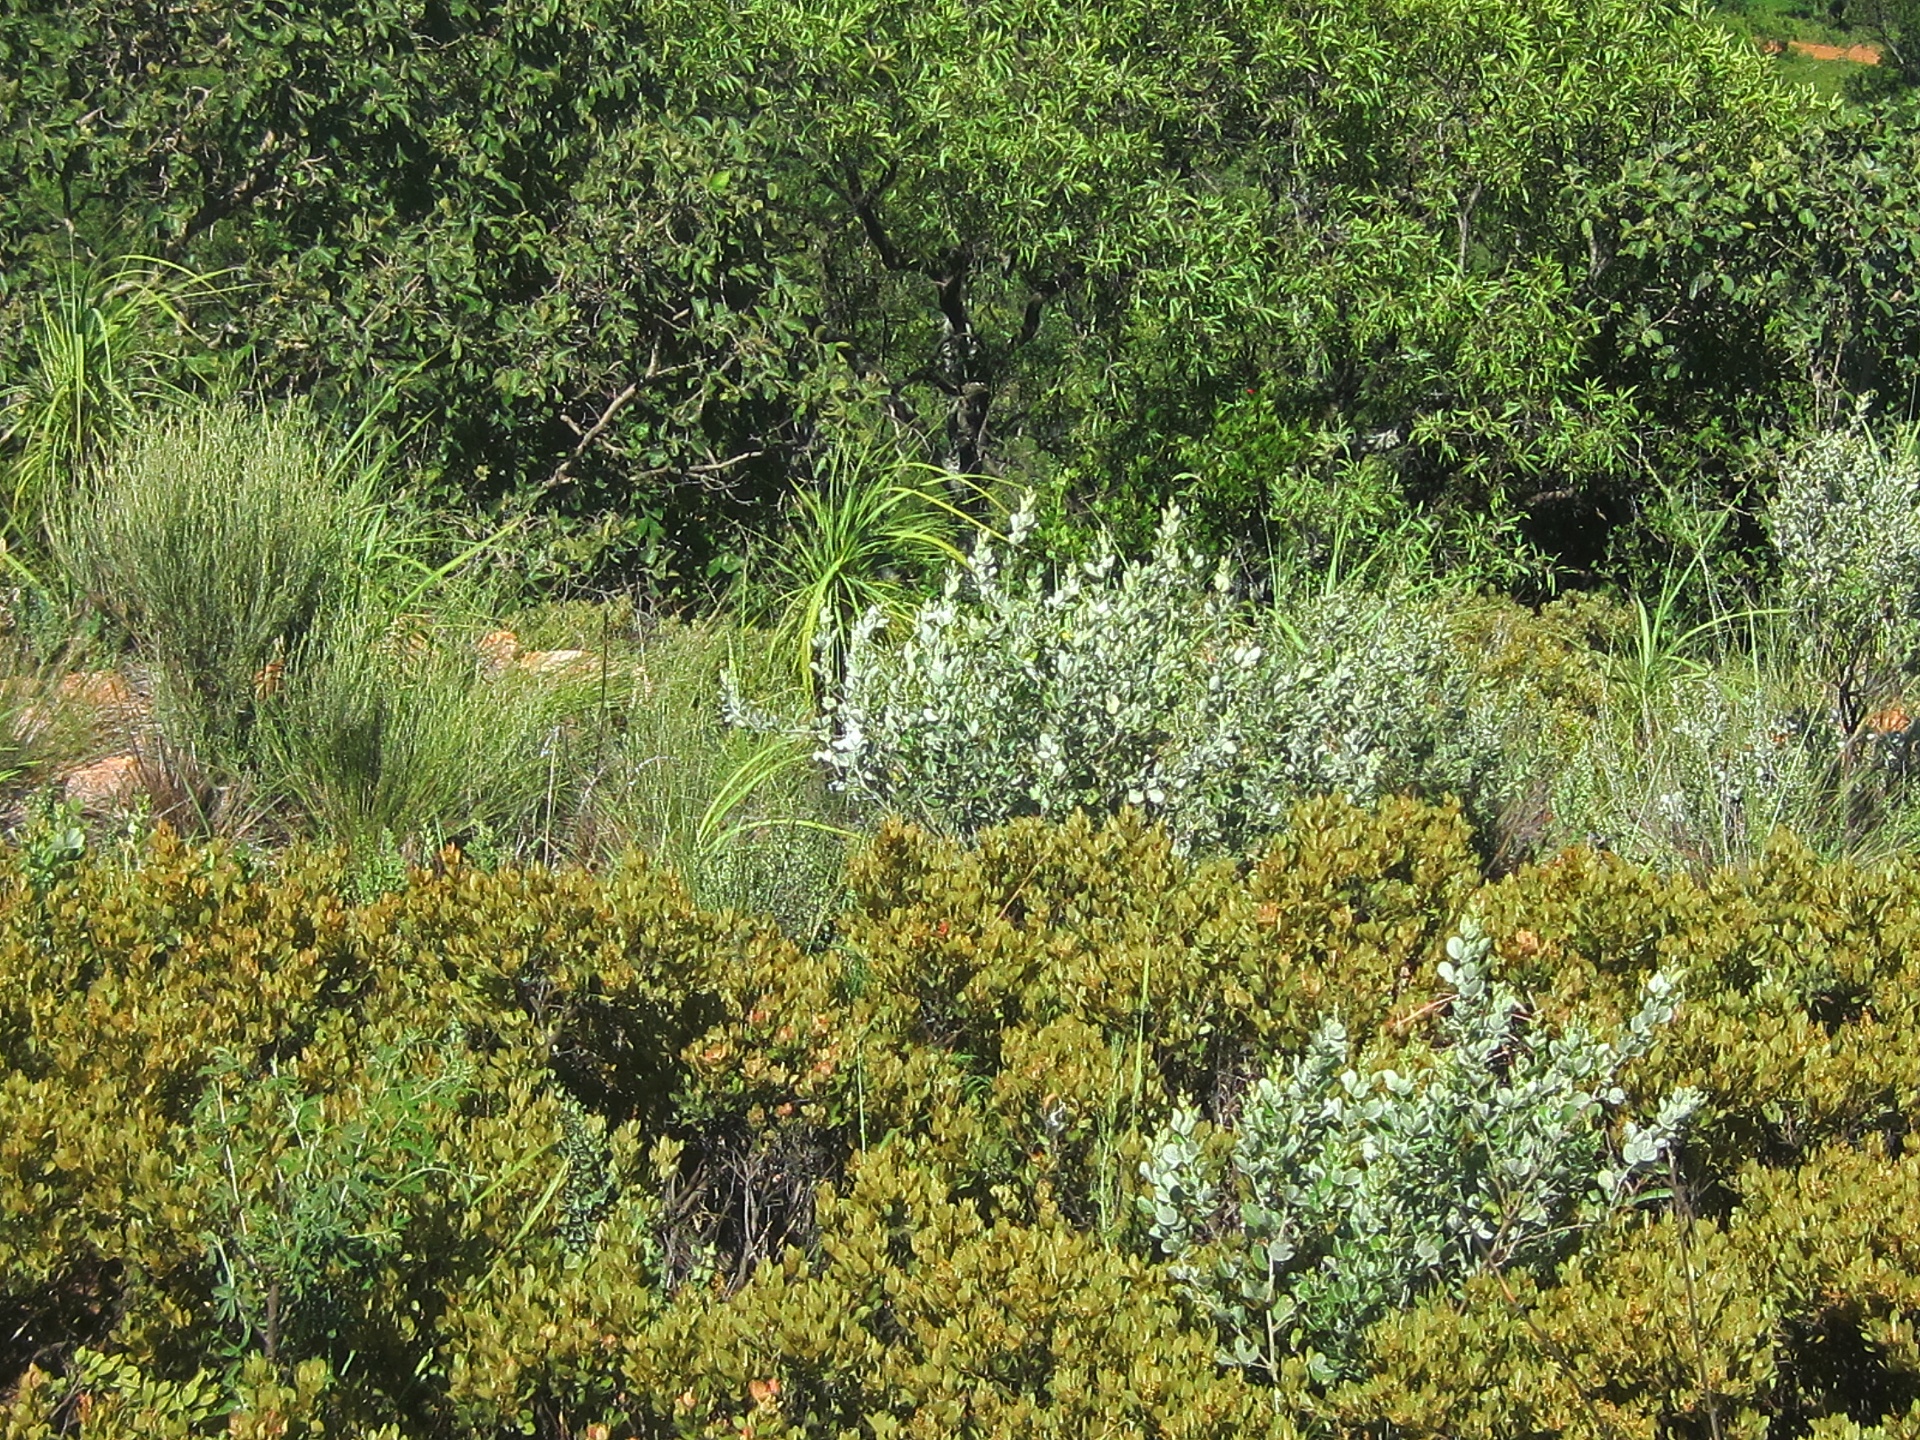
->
1767;425;1920;688
822;504;1502;850
1139;919;1701;1383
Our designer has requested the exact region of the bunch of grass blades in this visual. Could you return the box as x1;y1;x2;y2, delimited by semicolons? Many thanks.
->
49;402;375;760
1;258;232;552
254;602;599;866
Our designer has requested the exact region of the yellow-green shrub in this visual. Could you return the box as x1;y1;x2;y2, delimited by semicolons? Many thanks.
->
13;798;1920;1437
0;833;788;1435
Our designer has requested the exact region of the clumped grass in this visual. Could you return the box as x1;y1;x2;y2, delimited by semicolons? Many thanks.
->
1530;600;1920;873
31;399;854;932
48;402;375;758
0;259;231;552
254;601;601;863
745;430;996;699
583;618;847;939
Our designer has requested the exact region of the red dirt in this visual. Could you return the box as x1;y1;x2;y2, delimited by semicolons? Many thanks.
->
1757;36;1882;63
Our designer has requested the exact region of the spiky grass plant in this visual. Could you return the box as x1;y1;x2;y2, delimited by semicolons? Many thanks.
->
254;602;599;863
748;431;998;701
47;402;375;760
0;259;232;550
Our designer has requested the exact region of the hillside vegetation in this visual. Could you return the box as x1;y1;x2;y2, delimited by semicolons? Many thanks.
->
8;1;1920;1435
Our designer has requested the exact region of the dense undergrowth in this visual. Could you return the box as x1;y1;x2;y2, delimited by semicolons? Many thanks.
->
0;360;1916;1439
6;800;1920;1437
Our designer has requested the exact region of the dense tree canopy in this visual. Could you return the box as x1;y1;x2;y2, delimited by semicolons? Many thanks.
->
2;0;1911;580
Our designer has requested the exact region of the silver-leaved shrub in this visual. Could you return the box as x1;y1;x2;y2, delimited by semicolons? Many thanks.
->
1768;425;1920;696
1138;918;1701;1384
820;503;1508;851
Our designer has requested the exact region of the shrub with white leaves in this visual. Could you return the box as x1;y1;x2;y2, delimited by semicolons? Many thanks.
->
820;503;1508;850
1768;425;1920;696
1139;918;1701;1383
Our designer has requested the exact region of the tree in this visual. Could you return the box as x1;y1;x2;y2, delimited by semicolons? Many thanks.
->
647;0;1802;544
0;0;1810;578
1852;0;1920;86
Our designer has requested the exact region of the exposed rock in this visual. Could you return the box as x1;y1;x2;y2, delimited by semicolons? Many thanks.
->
15;670;152;747
477;628;521;676
58;671;136;709
516;648;594;675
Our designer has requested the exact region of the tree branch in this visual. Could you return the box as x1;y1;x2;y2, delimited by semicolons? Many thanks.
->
543;382;640;493
840;160;908;272
1456;178;1484;272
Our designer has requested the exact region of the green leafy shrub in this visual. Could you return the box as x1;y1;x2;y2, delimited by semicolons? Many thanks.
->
1171;392;1551;593
1;0;1807;580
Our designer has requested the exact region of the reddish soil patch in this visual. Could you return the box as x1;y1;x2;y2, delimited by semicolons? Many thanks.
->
62;753;145;811
1758;36;1882;63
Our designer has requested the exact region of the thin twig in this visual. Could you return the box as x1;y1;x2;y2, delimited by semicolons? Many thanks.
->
543;382;640;493
1670;1149;1725;1440
1482;1237;1633;1440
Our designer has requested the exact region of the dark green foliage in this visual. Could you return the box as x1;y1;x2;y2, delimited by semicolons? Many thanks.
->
1590;91;1920;442
0;0;825;585
2;0;1873;580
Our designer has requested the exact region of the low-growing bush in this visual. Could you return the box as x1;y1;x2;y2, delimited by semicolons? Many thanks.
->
0;832;790;1435
823;506;1511;852
1141;918;1699;1384
7;802;1920;1436
1768;422;1920;725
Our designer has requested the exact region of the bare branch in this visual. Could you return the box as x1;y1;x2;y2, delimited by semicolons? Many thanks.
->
542;339;681;492
543;382;640;493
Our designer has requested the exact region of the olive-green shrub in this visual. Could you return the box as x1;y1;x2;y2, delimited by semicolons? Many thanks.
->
12;801;1920;1437
0;832;782;1436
